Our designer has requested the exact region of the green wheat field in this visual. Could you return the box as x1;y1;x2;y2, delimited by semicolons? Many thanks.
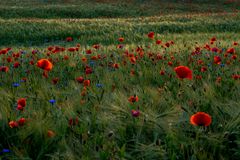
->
0;0;239;159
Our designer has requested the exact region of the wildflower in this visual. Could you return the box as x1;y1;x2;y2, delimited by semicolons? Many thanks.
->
232;74;240;80
156;40;162;45
83;79;90;87
86;49;92;54
18;118;26;126
89;61;95;67
9;121;18;128
174;66;193;80
12;83;20;87
2;149;11;153
168;61;173;66
47;130;56;138
231;54;237;60
131;110;140;117
227;48;235;54
200;66;207;72
0;66;9;72
96;83;103;88
211;37;216;42
68;47;76;52
66;37;73;42
81;57;87;62
76;76;84;83
160;70;165;75
93;44;100;50
118;37;124;42
148;32;155;39
233;42;238;46
165;42;170;48
130;57;136;64
36;59;53;71
49;99;56;105
214;56;221;65
128;95;139;103
85;67;93;75
190;112;212;126
117;44;124;49
112;63;119;69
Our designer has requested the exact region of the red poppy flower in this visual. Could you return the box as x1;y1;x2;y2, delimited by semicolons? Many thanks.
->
174;66;193;80
17;98;26;108
76;76;84;83
86;49;92;54
85;67;93;75
227;48;235;54
9;121;18;128
156;40;162;45
13;62;20;68
165;42;170;48
130;57;136;64
211;47;218;52
7;57;12;63
0;66;9;72
231;55;237;60
47;130;56;138
48;46;54;51
66;37;73;42
18;118;26;126
211;37;216;42
200;66;207;72
168;61;173;66
233;42;238;46
91;56;98;60
214;56;221;64
81;57;87;62
83;79;90;87
68;47;76;52
36;59;53;71
117;44;124;49
148;32;155;39
93;44;100;50
190;112;212;126
113;63;119;69
160;70;165;75
119;37;124;42
232;74;240;80
128;95;139;103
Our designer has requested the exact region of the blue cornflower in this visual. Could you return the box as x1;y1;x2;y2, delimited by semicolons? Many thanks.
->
2;149;11;153
49;99;56;105
89;61;95;67
220;64;225;67
96;83;103;88
12;83;20;87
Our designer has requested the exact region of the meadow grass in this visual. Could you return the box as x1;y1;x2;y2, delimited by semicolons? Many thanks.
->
0;0;240;160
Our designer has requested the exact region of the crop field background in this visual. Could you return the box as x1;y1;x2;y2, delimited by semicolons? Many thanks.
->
0;0;240;160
